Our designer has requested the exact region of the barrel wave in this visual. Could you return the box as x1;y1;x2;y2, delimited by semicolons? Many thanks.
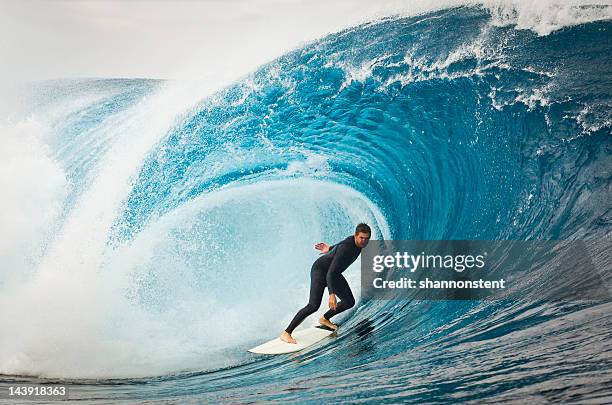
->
1;5;610;403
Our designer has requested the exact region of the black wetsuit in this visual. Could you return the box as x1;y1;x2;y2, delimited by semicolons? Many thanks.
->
285;235;362;334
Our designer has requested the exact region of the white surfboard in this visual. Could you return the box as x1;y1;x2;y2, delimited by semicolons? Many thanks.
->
248;325;336;354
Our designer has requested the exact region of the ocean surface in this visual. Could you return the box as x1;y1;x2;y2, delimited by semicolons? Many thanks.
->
1;4;611;403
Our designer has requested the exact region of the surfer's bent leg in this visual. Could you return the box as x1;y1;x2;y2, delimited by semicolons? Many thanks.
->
323;273;355;320
284;265;326;334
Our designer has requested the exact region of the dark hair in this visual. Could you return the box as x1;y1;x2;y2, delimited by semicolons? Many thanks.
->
355;223;371;235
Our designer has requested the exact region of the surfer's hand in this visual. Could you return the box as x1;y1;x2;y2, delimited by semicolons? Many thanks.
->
315;242;331;254
329;294;337;311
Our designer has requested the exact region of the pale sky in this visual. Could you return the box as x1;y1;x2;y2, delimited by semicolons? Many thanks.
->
1;0;606;84
0;0;455;83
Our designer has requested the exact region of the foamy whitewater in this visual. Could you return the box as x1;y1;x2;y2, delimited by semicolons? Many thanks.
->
0;1;610;403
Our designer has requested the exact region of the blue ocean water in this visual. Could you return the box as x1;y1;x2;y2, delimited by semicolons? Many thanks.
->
1;5;611;403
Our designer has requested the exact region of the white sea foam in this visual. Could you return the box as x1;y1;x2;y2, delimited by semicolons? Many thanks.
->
0;117;67;283
483;0;612;35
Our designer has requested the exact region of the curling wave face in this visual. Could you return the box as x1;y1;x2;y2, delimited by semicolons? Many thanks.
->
0;4;610;403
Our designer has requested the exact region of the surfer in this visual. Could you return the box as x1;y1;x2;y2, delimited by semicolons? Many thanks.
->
280;223;371;344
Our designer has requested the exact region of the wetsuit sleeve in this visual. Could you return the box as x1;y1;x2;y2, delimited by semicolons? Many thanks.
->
326;242;348;294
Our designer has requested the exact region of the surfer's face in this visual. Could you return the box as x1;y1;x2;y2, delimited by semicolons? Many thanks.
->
354;232;370;248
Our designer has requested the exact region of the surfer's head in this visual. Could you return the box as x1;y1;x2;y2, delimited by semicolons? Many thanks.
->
354;223;371;248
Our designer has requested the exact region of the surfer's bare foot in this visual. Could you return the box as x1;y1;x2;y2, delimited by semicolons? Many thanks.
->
280;330;297;344
319;316;338;330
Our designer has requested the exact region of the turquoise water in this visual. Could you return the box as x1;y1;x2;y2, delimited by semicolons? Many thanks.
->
1;5;610;403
